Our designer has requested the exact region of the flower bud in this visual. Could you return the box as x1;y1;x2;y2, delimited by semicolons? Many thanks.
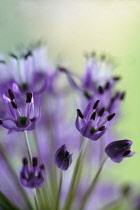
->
105;140;135;163
54;145;72;171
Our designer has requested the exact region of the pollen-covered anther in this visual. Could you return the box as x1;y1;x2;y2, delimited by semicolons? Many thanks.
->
98;126;106;131
98;107;105;117
93;100;100;109
8;89;15;101
107;113;115;121
77;109;84;119
26;92;33;103
90;112;96;120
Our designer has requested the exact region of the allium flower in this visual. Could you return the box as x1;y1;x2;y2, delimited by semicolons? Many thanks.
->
20;157;45;188
54;145;72;170
76;100;115;141
105;140;135;163
1;90;40;133
0;45;58;95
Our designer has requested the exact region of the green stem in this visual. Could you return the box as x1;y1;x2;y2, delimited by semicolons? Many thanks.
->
64;139;88;210
33;189;39;210
24;131;32;164
24;131;40;210
79;156;108;210
55;171;63;210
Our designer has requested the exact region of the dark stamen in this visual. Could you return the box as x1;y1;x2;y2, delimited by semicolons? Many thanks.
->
113;76;121;81
24;50;32;60
8;89;15;101
26;92;32;103
77;109;84;119
9;53;18;59
30;117;36;122
120;92;125;100
98;108;105;117
93;100;100;109
84;91;91;100
32;157;38;167
114;92;120;99
105;81;110;90
98;126;105;131
98;86;104;94
57;66;67;73
0;120;3;125
40;164;45;170
22;157;28;165
107;113;115;121
21;172;26;179
11;101;18;109
38;172;42;178
90;112;96;120
122;150;131;157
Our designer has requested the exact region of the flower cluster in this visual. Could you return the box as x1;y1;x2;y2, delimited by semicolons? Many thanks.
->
0;46;135;210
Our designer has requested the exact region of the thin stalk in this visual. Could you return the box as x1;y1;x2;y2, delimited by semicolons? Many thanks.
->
64;139;88;210
79;156;108;210
24;131;32;164
33;189;39;210
55;171;63;210
24;131;40;210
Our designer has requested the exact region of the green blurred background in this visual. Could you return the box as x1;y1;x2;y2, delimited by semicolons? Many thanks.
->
0;0;140;184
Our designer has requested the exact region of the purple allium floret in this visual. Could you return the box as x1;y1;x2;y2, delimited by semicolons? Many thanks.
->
54;145;72;171
1;90;40;133
76;99;115;141
105;139;135;163
20;157;45;189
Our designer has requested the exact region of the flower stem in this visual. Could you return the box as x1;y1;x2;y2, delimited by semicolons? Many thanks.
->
33;189;39;210
24;131;32;164
55;171;63;210
24;130;40;210
79;156;108;210
64;138;88;210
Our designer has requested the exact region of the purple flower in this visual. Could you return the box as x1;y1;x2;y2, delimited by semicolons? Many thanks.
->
105;139;135;163
0;45;58;95
76;100;115;141
1;90;40;133
20;157;45;189
54;145;72;170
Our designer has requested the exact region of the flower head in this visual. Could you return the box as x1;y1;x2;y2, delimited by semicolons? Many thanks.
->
76;100;115;141
19;157;45;189
54;145;72;171
105;139;135;163
1;90;40;133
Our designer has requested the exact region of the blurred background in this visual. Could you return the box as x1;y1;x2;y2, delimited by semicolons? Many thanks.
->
0;0;140;184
